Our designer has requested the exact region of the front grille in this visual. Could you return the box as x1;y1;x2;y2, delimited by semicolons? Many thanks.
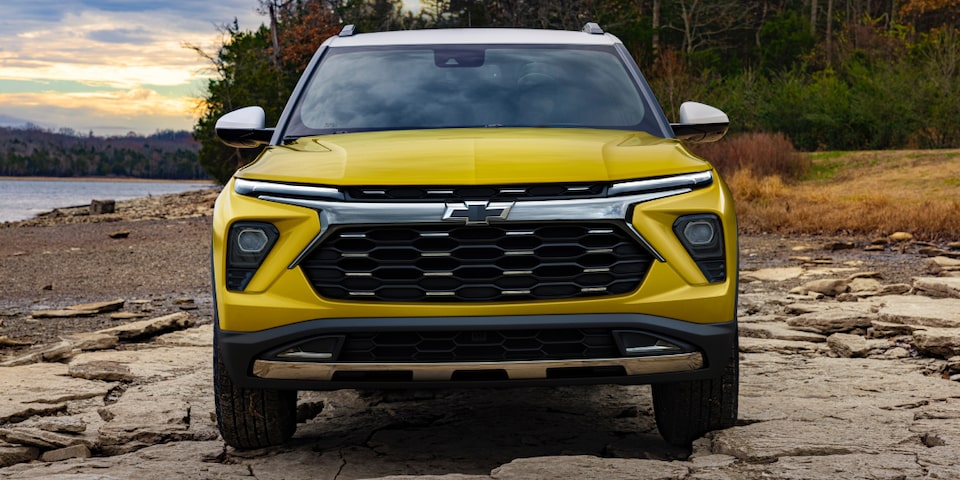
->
300;223;652;302
339;328;620;362
344;183;606;201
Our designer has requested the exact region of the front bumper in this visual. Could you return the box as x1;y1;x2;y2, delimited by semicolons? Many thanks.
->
218;313;736;390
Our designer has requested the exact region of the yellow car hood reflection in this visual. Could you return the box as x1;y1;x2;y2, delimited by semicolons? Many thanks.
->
236;128;712;185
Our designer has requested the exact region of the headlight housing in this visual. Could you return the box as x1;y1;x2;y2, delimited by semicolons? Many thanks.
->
673;214;725;283
226;222;279;291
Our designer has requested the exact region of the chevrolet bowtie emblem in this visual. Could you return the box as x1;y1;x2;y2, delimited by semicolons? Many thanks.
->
442;201;514;225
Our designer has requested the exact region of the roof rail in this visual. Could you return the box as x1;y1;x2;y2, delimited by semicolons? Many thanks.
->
581;22;604;35
339;24;357;37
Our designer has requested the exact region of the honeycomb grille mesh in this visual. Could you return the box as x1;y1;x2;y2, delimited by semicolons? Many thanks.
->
300;223;652;302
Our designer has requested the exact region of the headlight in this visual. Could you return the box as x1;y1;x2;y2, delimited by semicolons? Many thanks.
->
608;171;712;196
673;214;725;283
226;222;279;291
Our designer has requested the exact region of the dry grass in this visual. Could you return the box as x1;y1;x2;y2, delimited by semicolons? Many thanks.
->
728;149;960;240
691;132;810;180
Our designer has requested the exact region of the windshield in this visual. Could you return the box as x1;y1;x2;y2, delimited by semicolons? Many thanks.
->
283;44;664;137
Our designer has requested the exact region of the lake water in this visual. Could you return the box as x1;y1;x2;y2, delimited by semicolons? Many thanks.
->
0;178;215;223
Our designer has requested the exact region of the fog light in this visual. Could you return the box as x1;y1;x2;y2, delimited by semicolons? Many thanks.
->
673;214;726;283
237;228;270;253
683;221;715;245
226;222;279;291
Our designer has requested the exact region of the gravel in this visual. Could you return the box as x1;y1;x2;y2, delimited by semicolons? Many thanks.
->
0;192;215;350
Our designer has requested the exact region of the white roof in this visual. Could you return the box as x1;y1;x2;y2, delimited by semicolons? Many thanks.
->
328;27;621;47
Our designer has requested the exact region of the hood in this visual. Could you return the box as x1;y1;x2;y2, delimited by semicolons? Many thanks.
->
235;128;712;186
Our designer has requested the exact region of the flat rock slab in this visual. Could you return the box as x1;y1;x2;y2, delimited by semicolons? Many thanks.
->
0;336;33;347
826;333;869;357
730;453;925;480
0;332;120;367
154;324;212;347
739;322;827;342
0;427;95;450
68;346;209;383
0;446;38;468
739;337;822;355
98;370;217;455
738;353;960;424
489;456;689;480
784;300;879;316
96;312;195;341
40;444;92;462
721;352;960;471
786;308;877;334
27;309;99;319
740;267;805;282
792;278;850;296
31;299;125;318
711;419;914;463
878;295;960;328
68;361;134;382
912;327;960;358
802;266;858;277
0;441;250;479
0;363;113;423
913;276;960;298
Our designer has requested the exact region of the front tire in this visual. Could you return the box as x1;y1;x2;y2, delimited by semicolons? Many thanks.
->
214;333;297;449
652;341;739;446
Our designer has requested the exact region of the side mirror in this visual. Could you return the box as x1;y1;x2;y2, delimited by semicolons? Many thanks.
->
215;106;275;148
670;102;729;143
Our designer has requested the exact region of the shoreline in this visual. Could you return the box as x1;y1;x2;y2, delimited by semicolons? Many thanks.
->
0;178;219;224
0;187;221;228
0;176;214;184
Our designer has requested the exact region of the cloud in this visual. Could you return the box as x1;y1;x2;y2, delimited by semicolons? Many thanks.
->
0;0;263;28
1;10;233;89
3;63;200;90
0;0;266;134
87;27;154;45
0;89;200;135
1;3;265;80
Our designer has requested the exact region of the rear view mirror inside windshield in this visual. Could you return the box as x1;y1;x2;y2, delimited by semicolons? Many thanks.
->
435;48;485;67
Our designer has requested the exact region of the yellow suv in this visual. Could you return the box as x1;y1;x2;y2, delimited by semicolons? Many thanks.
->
212;23;737;450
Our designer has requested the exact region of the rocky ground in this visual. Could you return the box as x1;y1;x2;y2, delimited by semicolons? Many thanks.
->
1;191;960;479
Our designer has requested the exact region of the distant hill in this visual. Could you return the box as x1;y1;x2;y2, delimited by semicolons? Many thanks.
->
0;127;204;179
0;115;36;129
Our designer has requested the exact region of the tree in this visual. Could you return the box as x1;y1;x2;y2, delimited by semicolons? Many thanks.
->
759;10;816;72
192;23;279;184
900;0;960;30
666;0;760;54
329;0;407;31
272;1;342;69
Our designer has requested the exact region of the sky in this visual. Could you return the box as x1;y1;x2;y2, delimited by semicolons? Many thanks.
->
0;1;268;136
